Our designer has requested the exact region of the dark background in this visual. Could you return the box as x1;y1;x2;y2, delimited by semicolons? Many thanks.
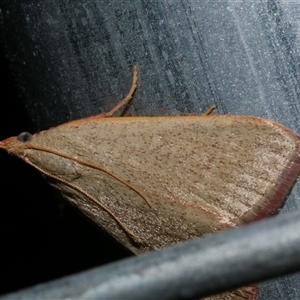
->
0;50;131;294
1;1;300;299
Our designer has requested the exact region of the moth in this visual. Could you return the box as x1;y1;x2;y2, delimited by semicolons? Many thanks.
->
1;66;300;299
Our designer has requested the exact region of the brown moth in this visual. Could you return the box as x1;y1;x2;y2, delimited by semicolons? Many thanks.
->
1;66;300;299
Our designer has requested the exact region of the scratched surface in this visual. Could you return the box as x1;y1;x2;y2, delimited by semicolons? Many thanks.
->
0;1;300;299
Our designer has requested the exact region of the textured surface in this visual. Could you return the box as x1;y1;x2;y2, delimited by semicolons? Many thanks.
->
2;115;300;255
1;0;300;299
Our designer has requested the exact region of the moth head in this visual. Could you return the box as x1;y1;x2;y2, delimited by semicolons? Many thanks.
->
0;132;33;158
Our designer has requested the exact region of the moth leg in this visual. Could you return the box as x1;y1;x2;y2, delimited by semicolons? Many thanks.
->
179;105;216;116
100;65;138;118
203;104;216;116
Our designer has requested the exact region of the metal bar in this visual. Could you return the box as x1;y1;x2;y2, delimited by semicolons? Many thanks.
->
2;210;300;299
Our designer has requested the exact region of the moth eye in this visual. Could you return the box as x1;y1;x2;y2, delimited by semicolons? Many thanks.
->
17;132;33;143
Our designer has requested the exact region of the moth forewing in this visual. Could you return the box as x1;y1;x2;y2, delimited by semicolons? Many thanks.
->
2;115;300;256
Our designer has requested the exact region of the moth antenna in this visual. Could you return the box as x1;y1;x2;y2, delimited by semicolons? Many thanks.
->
24;157;142;243
102;65;138;117
26;144;152;208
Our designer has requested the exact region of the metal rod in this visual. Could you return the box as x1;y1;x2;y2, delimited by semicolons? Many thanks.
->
2;210;300;299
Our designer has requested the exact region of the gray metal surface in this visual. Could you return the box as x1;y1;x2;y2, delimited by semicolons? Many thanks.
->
1;0;300;299
1;210;300;300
